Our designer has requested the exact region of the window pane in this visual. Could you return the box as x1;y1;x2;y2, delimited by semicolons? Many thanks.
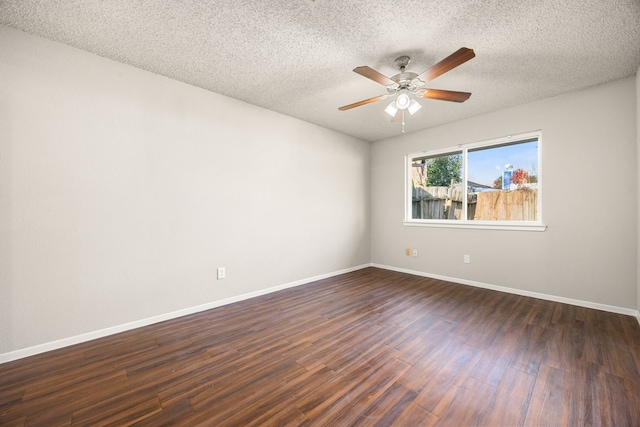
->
411;152;463;220
466;139;538;221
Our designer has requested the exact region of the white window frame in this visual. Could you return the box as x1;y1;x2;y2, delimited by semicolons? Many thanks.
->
404;131;546;232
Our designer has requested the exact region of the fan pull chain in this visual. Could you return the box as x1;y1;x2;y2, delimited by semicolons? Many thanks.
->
401;110;405;133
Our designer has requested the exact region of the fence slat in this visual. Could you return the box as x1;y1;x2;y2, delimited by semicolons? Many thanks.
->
412;187;537;221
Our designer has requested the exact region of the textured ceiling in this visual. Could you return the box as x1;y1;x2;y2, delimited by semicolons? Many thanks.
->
1;0;639;142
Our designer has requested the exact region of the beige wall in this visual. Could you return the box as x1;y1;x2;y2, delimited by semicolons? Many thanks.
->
0;26;371;355
371;77;637;310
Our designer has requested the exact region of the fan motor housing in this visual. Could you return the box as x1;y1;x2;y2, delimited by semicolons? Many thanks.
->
391;72;418;87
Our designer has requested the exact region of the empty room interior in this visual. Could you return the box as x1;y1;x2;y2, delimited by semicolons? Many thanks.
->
1;1;640;426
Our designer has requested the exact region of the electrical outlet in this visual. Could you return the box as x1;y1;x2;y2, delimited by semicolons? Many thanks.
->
464;255;470;264
406;248;411;256
412;249;418;257
217;267;226;279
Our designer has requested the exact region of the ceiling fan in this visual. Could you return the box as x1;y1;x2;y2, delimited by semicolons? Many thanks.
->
338;47;475;126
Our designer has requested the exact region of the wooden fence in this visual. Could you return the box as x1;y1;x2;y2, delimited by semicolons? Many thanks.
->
412;186;537;221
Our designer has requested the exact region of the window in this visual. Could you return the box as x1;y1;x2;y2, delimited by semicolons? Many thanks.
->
406;131;544;231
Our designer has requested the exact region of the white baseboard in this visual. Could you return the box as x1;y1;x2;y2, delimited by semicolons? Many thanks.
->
0;264;371;365
372;263;640;320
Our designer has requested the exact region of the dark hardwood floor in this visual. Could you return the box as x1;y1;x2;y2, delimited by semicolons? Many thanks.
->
1;267;639;426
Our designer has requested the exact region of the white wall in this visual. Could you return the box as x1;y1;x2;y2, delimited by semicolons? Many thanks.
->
0;26;371;356
371;77;637;310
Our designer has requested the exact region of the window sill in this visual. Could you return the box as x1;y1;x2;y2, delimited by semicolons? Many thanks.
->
403;220;547;232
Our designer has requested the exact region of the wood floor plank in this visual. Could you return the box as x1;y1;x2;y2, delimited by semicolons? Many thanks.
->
154;348;241;407
478;365;536;426
0;351;86;393
391;402;438;426
470;332;524;390
428;376;496;426
599;370;640;426
541;325;577;373
23;409;72;427
256;406;309;427
1;416;28;427
0;389;24;413
15;369;129;422
240;366;332;427
524;364;570;426
293;346;405;421
71;389;161;426
306;357;412;426
413;343;485;416
393;318;457;367
352;382;418;426
508;324;549;375
0;267;639;426
132;398;196;426
199;364;333;427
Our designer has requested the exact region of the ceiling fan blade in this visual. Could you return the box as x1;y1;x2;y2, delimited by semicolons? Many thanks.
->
418;89;471;103
338;95;387;111
353;66;397;86
391;109;403;123
414;47;475;84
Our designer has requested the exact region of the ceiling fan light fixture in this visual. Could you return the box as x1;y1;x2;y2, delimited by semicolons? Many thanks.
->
384;100;399;117
337;48;475;135
407;99;422;115
396;91;411;110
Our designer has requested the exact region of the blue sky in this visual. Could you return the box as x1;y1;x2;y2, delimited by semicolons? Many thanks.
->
467;141;538;186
